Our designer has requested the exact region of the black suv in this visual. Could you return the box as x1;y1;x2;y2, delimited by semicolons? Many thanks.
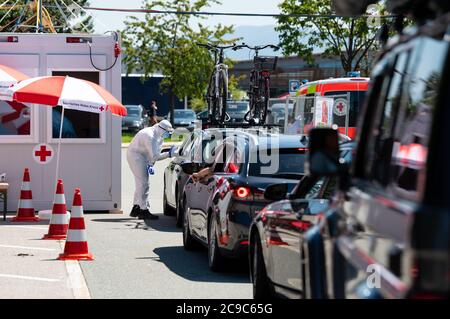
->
306;9;450;298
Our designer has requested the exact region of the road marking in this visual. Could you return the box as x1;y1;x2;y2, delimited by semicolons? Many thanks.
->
0;244;57;251
0;273;59;282
1;225;48;230
59;242;91;299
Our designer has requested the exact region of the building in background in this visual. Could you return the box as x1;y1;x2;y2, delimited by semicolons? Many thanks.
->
231;54;368;97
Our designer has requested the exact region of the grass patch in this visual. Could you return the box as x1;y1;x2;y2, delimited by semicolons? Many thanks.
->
122;132;186;144
122;132;135;143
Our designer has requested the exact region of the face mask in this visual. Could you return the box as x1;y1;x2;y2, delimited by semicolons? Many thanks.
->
162;131;171;139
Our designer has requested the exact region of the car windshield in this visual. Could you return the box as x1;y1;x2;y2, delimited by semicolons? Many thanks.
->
249;148;306;179
174;110;196;119
125;107;141;117
227;102;248;112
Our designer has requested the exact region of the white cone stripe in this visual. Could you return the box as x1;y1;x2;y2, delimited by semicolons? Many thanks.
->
67;230;87;242
50;213;69;225
21;182;31;190
58;77;106;113
18;199;33;209
70;206;84;217
54;194;66;204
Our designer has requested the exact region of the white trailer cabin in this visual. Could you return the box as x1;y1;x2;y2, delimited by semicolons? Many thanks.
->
0;33;122;213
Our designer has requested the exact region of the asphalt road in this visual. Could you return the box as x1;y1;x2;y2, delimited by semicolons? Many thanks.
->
78;148;252;299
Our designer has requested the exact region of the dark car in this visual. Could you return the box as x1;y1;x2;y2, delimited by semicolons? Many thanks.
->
122;105;147;133
226;100;249;124
168;109;197;131
306;4;450;299
180;132;308;271
163;128;237;227
248;142;355;299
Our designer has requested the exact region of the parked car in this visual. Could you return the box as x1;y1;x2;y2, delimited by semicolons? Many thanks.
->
248;141;355;299
122;105;147;133
267;103;293;127
226;100;249;124
163;128;237;227
180;132;308;271
167;109;197;131
306;8;450;299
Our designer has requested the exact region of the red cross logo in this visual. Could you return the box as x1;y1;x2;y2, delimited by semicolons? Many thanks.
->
99;106;104;112
33;144;54;164
337;102;344;113
35;145;52;162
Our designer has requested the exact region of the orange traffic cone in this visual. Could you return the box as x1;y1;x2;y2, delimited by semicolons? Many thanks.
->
58;189;93;261
12;168;39;222
43;179;69;240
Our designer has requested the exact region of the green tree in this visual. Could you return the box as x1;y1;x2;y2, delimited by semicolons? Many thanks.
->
0;0;93;33
122;0;236;124
276;0;384;73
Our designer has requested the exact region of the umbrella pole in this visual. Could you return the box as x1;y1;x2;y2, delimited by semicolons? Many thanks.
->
55;105;64;189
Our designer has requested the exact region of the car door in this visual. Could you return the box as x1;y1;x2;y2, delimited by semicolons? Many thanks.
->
269;177;328;296
166;132;196;206
337;38;447;299
188;143;227;242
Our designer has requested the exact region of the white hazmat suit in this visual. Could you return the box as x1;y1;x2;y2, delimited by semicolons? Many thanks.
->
127;120;174;211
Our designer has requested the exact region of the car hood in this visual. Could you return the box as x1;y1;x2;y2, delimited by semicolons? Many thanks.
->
174;118;195;124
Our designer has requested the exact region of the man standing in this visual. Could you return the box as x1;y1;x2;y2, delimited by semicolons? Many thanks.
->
149;100;158;126
127;120;177;219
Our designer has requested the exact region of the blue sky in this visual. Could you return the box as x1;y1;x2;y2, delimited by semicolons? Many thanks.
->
88;0;283;33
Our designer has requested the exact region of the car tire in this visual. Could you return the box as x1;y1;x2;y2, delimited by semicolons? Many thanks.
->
208;214;226;272
175;192;183;228
163;179;175;216
252;233;273;299
182;198;199;251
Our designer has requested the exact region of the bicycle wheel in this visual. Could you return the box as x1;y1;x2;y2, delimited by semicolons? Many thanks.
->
259;77;270;124
207;74;217;123
217;70;228;124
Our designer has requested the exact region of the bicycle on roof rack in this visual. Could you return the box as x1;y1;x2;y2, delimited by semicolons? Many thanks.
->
197;43;243;126
239;43;279;126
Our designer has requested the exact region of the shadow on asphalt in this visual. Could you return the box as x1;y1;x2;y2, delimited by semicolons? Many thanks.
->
145;246;250;284
91;215;181;233
91;218;136;223
0;219;49;226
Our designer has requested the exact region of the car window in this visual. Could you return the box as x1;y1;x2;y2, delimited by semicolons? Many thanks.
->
248;148;306;179
366;50;410;185
389;38;448;200
180;133;196;158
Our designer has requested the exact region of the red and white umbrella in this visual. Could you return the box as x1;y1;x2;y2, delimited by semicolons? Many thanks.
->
4;75;127;116
0;64;29;99
2;75;127;187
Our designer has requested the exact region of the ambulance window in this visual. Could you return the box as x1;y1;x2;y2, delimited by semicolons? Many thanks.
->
51;71;100;139
0;101;31;136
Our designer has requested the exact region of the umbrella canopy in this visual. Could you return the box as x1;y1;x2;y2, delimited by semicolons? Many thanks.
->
0;64;30;97
4;75;127;116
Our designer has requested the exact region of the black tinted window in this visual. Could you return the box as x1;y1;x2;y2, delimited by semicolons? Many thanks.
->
249;148;306;179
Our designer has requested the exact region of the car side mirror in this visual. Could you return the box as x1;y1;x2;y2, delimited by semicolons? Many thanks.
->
306;128;340;176
264;183;289;201
180;162;203;175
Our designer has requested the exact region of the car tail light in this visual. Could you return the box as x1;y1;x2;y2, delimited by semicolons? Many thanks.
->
234;186;251;199
240;240;249;246
0;36;18;42
66;36;92;43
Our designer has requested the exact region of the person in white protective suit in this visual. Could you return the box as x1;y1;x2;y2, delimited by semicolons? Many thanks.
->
127;120;177;220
